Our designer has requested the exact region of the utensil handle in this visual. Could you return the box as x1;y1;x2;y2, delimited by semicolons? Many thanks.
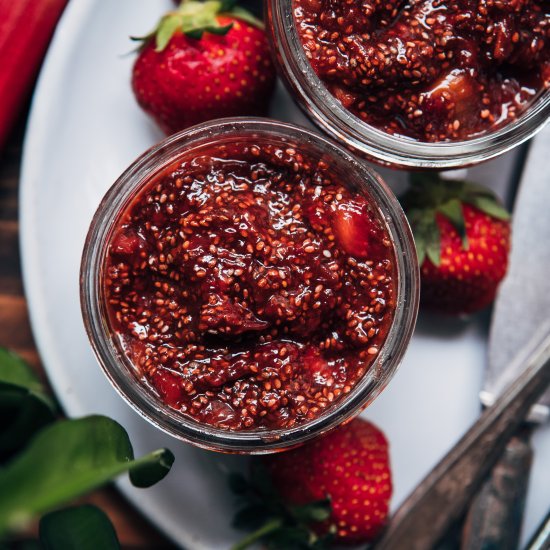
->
461;426;533;550
374;327;550;550
525;509;550;550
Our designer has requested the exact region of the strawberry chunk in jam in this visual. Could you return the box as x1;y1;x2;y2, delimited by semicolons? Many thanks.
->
295;0;550;142
104;142;396;431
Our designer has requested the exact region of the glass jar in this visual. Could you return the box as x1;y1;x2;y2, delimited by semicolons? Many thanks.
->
266;0;550;170
80;118;419;454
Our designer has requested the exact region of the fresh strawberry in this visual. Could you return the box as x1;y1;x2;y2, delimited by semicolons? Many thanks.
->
403;174;511;315
229;418;392;548
131;0;276;134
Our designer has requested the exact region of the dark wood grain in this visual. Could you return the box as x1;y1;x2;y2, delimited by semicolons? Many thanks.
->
0;119;177;549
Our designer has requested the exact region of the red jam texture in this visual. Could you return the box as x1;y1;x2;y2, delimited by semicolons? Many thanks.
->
105;142;396;431
295;0;550;141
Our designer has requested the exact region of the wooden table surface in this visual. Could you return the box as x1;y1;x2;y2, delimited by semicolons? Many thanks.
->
0;116;177;549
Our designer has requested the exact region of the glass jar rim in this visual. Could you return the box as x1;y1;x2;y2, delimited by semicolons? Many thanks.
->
268;0;550;169
80;117;419;453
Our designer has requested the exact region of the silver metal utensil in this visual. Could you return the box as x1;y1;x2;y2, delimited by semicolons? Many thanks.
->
481;123;550;422
373;323;550;550
460;124;550;550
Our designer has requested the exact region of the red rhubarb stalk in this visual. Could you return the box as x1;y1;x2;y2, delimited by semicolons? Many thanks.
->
0;0;68;149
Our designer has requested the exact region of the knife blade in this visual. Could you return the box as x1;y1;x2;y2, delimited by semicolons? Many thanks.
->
461;124;550;550
481;123;550;421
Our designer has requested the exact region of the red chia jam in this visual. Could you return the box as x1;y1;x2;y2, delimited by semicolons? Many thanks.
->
104;142;397;431
294;0;550;142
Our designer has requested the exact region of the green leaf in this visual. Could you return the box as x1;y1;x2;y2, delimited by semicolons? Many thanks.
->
403;173;510;265
231;518;283;550
39;505;120;550
466;196;511;221
426;224;442;267
155;14;183;52
179;0;222;18
203;23;234;35
0;349;56;457
230;464;335;550
438;198;468;249
410;213;442;267
229;6;264;29
406;208;439;266
437;198;463;231
133;0;255;50
0;348;40;388
266;527;312;549
266;526;334;549
178;1;226;38
129;448;175;488
0;416;174;536
0;389;54;457
0;348;55;411
184;28;205;39
290;500;331;524
415;239;426;266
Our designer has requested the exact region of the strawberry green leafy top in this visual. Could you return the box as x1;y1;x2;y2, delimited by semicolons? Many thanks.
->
403;173;511;266
132;0;263;52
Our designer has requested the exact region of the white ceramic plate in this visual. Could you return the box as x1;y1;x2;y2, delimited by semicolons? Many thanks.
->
20;0;550;548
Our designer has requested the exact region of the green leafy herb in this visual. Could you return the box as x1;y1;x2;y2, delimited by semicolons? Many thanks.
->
129;448;176;488
39;505;120;550
0;349;57;458
0;348;55;410
0;390;53;460
0;415;174;536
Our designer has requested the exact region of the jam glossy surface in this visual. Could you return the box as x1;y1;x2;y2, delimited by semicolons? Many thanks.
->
104;142;396;431
294;0;550;142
